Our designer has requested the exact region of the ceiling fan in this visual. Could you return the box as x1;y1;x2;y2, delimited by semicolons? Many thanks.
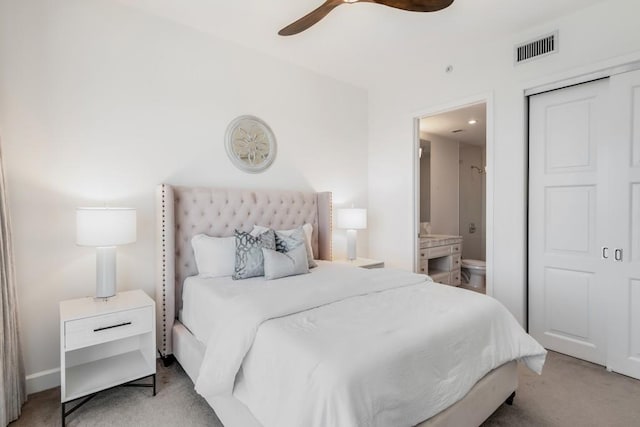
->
278;0;455;36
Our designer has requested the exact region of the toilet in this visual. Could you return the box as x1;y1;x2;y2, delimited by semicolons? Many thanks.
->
461;259;486;289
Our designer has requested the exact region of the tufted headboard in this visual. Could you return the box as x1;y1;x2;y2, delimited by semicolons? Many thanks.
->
155;184;332;357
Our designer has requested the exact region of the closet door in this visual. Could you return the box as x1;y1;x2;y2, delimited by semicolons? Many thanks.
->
529;79;610;365
607;69;640;379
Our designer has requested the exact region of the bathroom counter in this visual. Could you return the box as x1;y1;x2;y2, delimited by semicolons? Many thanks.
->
419;234;463;248
418;235;463;286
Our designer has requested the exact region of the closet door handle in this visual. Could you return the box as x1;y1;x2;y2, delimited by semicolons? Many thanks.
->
602;247;609;259
614;248;623;262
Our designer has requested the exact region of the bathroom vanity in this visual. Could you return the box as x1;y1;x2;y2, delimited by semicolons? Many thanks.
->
418;235;463;286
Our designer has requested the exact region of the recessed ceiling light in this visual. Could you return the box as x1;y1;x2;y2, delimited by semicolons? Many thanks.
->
468;119;477;125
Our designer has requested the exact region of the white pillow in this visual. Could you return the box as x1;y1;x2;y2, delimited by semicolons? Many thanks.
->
262;245;310;280
191;234;235;277
252;223;317;268
252;223;315;261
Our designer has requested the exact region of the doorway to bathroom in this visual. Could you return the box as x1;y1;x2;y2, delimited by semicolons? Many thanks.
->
414;100;490;294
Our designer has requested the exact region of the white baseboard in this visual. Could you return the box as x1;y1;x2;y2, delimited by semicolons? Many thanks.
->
26;355;162;395
26;368;60;395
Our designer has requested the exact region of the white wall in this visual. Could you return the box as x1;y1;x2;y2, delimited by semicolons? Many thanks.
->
368;0;640;325
459;143;485;261
0;0;369;393
428;133;459;236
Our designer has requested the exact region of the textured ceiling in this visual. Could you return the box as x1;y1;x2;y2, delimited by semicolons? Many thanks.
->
117;0;608;90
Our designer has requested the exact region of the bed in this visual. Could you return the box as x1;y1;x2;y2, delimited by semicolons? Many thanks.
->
155;184;545;427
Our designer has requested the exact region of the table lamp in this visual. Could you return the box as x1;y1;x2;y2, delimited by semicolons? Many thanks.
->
336;208;367;261
76;207;136;299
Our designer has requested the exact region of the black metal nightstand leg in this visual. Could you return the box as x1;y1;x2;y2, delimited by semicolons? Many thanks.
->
61;374;155;424
62;393;97;426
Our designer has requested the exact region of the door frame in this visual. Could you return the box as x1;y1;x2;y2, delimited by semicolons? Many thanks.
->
412;92;495;296
524;59;640;97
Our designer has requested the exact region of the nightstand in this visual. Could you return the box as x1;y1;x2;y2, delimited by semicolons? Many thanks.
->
334;257;385;269
59;290;156;426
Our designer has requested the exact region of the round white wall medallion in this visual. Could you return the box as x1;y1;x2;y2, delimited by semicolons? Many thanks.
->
225;115;277;173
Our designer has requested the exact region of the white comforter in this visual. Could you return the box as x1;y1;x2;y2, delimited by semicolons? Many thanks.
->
193;262;546;427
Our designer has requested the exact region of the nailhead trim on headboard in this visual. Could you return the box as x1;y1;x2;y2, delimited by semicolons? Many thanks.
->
161;185;167;356
156;185;332;358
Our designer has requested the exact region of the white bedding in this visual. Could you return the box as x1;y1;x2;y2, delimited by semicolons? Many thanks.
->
181;272;270;345
189;262;546;427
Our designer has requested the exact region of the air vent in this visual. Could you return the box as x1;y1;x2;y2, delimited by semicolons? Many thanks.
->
515;31;558;65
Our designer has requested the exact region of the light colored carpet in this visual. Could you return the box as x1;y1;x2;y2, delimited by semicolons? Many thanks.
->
11;362;222;427
482;351;640;427
10;351;640;426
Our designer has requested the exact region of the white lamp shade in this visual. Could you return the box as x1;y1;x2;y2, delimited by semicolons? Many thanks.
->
76;208;137;247
336;208;367;230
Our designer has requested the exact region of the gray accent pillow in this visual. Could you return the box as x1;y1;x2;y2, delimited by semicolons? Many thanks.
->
262;244;310;280
233;229;276;280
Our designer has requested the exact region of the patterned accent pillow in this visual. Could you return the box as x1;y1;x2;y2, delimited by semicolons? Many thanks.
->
275;228;306;253
233;229;276;280
251;223;317;269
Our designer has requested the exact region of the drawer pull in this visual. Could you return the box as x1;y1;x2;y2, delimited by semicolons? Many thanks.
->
94;321;132;332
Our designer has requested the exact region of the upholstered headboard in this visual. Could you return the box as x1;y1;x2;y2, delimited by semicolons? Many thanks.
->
155;184;332;357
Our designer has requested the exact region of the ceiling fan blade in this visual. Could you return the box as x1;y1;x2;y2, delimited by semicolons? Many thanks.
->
364;0;454;13
278;0;344;36
278;0;454;36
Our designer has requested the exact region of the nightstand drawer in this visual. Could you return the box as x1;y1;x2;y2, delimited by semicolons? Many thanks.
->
65;306;153;351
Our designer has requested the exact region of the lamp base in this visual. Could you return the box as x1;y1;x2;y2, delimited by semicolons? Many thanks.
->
96;246;117;299
346;229;357;261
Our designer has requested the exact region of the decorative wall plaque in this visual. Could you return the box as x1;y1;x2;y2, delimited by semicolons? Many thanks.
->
225;115;277;173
